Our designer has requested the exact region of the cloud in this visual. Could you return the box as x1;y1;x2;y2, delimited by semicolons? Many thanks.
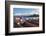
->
13;9;39;16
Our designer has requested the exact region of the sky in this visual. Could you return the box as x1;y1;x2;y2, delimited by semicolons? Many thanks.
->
13;8;39;16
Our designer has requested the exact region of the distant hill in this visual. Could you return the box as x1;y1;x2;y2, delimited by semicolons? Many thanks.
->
28;14;39;17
